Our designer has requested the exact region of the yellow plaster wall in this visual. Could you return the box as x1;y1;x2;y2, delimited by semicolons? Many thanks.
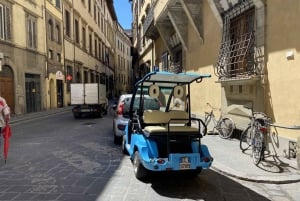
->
186;0;222;117
139;47;153;67
154;37;167;68
13;1;46;53
266;0;300;139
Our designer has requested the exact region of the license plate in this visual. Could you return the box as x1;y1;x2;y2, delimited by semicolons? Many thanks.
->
81;109;90;112
180;157;190;169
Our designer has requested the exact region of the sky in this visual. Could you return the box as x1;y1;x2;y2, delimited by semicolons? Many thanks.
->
114;0;132;29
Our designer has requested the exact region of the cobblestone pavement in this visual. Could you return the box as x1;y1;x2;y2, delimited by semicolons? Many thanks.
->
0;108;298;201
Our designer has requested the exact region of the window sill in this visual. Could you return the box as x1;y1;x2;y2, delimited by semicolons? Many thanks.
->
216;74;261;85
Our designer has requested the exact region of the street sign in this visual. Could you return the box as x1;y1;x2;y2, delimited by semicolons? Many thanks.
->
67;75;72;81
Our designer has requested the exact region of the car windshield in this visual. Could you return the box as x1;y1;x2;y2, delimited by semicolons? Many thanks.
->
123;96;160;117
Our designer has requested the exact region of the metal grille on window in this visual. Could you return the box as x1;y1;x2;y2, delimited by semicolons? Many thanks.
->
214;0;256;79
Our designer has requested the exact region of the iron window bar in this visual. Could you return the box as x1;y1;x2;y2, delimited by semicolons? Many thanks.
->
214;1;259;80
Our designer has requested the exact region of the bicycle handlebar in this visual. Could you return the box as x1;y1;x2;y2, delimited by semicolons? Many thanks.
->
206;102;221;111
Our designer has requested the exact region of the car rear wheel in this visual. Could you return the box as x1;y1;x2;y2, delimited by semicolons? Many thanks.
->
73;112;81;119
122;135;128;155
133;151;147;180
113;122;119;144
113;135;118;144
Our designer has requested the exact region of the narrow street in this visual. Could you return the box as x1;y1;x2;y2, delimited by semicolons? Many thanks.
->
0;110;290;201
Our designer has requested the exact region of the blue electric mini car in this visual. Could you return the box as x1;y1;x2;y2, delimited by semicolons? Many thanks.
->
122;71;213;179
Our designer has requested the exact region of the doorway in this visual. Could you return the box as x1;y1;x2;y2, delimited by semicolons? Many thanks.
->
0;65;14;113
56;80;63;107
25;73;41;113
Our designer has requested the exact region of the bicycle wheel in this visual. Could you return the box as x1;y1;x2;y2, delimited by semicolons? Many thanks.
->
216;117;235;139
240;126;252;151
252;128;264;165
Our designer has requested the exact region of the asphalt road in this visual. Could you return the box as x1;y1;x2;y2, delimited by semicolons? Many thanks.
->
0;111;272;201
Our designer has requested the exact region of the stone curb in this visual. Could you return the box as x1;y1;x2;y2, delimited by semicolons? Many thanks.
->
211;162;300;184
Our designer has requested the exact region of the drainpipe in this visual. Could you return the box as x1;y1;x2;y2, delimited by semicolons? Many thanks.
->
62;2;68;106
43;0;49;111
43;1;48;79
72;0;76;83
152;39;154;71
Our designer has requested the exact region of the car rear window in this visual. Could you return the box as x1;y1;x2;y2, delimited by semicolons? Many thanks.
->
122;96;160;117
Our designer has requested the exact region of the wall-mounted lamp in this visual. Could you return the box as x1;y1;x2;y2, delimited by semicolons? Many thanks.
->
286;50;294;60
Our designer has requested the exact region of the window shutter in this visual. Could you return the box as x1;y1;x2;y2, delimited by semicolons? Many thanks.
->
33;20;37;48
0;5;3;39
27;19;32;48
5;6;11;40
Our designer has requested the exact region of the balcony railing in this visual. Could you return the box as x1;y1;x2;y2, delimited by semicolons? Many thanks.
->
143;4;154;36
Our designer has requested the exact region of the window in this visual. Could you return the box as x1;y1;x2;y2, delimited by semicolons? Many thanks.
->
57;53;61;62
98;11;100;28
91;72;94;83
99;41;102;60
55;0;61;9
75;19;79;44
48;49;53;59
102;43;105;61
0;3;11;40
48;19;53;41
88;0;91;13
84;70;88;83
82;26;86;49
27;14;37;49
56;24;61;43
161;52;169;72
94;3;97;21
215;2;255;78
94;37;97;57
66;65;73;91
101;16;104;32
98;40;101;60
65;9;71;37
89;32;92;54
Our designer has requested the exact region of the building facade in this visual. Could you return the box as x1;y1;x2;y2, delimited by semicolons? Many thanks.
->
45;0;64;109
0;0;47;114
131;0;300;160
115;23;132;96
62;0;117;103
0;0;119;114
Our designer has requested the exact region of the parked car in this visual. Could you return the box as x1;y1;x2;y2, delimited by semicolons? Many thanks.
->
122;71;213;180
113;94;131;144
113;94;160;144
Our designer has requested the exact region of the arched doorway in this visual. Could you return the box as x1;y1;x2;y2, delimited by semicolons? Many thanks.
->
0;65;14;113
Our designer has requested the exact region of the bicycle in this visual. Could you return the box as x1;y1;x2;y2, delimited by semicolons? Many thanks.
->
239;106;271;165
204;103;235;139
